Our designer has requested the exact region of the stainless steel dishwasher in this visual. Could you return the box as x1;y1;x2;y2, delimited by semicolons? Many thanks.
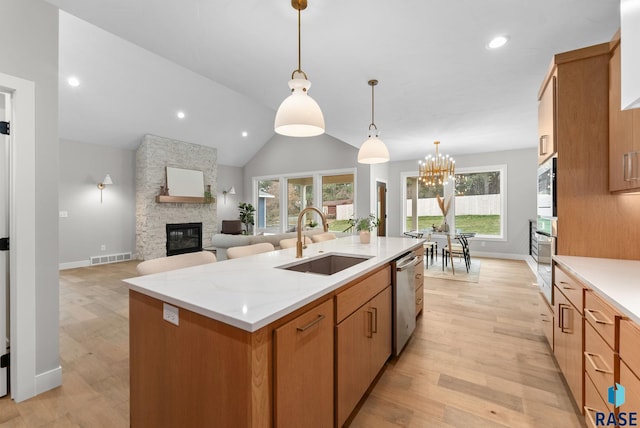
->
392;250;421;356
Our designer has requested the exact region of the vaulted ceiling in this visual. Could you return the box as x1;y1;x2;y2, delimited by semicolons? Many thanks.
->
47;0;620;166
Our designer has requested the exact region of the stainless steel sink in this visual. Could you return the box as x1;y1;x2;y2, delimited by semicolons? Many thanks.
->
276;253;372;275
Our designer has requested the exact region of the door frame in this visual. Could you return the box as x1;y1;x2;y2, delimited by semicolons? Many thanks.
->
0;72;37;402
375;180;387;236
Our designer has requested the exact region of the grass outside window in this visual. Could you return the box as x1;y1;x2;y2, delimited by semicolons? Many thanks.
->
406;215;500;235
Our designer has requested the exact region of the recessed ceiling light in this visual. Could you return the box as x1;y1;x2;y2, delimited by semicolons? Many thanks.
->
177;111;185;119
67;76;80;87
241;131;248;137
487;36;509;49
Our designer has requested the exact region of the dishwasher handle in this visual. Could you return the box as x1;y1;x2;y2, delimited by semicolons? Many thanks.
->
396;254;421;271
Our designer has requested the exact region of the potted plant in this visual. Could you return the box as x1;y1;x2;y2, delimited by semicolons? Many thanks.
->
238;202;256;235
355;214;379;244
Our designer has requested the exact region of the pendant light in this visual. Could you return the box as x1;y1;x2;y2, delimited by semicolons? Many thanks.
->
274;0;325;137
358;79;390;164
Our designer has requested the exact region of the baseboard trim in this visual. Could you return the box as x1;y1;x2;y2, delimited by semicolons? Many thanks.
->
59;260;90;270
471;251;529;261
35;366;62;395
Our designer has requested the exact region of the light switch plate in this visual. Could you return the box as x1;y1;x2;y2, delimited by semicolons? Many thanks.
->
163;303;179;326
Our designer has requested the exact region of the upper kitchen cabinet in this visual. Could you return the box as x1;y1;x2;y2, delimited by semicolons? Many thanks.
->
538;74;557;165
621;0;640;110
609;35;640;192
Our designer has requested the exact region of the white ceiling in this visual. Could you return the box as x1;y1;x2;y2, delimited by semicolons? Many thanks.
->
48;0;620;166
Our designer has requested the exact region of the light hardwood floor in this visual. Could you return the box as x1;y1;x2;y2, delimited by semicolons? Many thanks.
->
0;258;582;427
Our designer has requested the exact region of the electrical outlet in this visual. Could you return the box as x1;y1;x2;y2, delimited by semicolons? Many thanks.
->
163;303;179;326
100;244;106;251
59;211;68;218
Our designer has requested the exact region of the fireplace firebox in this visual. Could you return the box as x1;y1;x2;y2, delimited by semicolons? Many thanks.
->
166;223;203;256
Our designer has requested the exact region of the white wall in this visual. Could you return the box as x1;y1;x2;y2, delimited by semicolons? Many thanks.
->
388;148;537;257
1;0;60;396
215;164;244;238
59;140;136;267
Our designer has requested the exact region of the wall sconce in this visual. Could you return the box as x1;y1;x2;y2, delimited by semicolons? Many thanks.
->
222;186;236;204
97;174;113;204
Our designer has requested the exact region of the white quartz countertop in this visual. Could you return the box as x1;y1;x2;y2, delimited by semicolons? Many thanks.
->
123;236;423;332
553;255;640;324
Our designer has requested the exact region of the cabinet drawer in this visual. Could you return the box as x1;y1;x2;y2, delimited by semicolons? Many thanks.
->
415;285;424;316
584;291;618;351
554;264;585;312
620;360;640;415
584;372;613;428
414;262;424;289
538;292;553;347
620;319;640;377
336;266;391;323
584;322;615;400
414;245;424;257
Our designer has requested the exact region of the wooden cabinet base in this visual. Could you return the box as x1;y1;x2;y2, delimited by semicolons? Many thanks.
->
129;290;271;428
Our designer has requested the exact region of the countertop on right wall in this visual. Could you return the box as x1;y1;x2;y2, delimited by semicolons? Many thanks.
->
554;255;640;323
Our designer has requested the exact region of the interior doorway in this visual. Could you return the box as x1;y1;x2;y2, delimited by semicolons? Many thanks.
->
376;181;387;237
0;90;10;398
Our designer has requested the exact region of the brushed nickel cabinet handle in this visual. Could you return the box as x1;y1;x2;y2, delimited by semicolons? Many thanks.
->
585;308;614;326
296;314;325;332
584;351;613;374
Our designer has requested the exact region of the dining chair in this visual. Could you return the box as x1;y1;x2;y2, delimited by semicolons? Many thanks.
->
442;234;470;274
422;233;437;267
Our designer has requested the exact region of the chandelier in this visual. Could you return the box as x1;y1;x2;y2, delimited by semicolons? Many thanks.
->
418;141;455;185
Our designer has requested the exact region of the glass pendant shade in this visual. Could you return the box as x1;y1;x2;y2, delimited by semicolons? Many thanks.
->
358;134;390;164
275;77;325;137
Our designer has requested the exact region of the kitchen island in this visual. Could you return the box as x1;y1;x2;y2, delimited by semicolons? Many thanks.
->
123;235;424;428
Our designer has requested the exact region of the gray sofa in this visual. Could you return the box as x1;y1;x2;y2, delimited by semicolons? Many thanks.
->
212;229;348;260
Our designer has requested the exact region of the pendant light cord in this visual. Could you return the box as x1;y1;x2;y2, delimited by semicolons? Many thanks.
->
297;7;301;74
371;83;375;128
368;80;378;131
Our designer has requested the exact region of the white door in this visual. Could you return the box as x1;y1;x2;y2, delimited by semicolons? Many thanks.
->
0;91;10;397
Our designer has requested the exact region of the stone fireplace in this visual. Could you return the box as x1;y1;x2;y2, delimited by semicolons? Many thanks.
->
136;134;217;260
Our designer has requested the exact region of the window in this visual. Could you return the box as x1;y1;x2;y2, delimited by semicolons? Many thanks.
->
402;165;506;240
454;166;505;239
321;174;354;232
405;177;444;232
256;179;280;234
287;176;313;231
254;169;355;234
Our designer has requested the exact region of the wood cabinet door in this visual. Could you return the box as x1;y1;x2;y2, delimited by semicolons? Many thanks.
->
274;299;334;428
369;286;392;375
336;302;374;427
538;74;557;164
609;43;635;192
